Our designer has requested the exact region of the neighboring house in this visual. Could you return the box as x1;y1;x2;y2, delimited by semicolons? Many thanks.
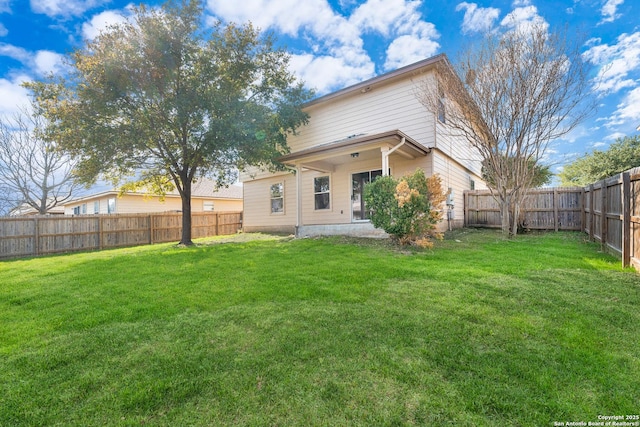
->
9;203;65;216
241;54;486;237
63;179;243;215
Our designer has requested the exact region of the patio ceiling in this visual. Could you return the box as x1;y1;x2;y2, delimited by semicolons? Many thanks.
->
278;130;430;173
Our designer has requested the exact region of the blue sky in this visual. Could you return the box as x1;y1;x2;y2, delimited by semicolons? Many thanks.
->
0;0;639;176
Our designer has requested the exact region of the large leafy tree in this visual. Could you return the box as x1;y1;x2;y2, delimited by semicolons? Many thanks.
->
420;23;593;235
559;135;640;186
28;0;312;244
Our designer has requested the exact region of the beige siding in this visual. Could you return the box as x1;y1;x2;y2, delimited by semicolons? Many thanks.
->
290;74;437;153
432;148;486;229
244;154;442;229
242;66;487;233
242;173;297;231
65;194;242;215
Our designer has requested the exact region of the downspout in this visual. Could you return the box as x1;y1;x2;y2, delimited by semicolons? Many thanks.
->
382;137;405;176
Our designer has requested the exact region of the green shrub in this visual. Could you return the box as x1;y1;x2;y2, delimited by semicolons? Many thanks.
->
363;169;446;247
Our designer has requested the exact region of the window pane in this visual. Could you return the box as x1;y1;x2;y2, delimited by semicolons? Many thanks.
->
271;198;284;213
107;198;116;214
314;176;330;193
315;193;330;210
270;183;283;198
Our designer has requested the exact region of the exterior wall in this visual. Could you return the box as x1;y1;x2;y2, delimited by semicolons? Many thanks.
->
65;194;242;215
432;148;486;229
242;62;486;236
243;154;436;230
288;73;436;154
242;172;298;233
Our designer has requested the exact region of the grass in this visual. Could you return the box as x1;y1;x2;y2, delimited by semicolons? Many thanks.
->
0;229;638;426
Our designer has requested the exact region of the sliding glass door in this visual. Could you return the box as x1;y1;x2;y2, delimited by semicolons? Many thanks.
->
351;169;382;221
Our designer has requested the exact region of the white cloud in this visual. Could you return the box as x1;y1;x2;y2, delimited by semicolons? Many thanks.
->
207;0;440;91
350;0;440;71
207;0;370;92
82;9;130;41
584;32;640;94
290;53;374;94
30;0;108;18
384;33;439;70
500;4;548;33
0;0;10;13
0;43;66;77
33;50;65;75
351;0;416;36
456;2;500;34
605;131;625;140
606;86;640;127
0;23;8;37
600;0;624;24
0;74;31;118
0;43;31;63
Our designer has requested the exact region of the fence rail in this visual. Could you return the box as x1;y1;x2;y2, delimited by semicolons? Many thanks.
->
464;167;640;270
464;187;584;231
0;211;243;259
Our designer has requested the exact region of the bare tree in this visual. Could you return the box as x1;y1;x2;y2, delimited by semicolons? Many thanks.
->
0;105;80;216
420;23;594;235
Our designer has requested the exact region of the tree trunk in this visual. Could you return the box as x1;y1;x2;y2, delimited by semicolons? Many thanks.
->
510;203;520;236
180;178;193;246
500;194;511;235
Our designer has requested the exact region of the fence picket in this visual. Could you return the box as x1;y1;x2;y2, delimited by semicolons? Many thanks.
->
0;211;242;259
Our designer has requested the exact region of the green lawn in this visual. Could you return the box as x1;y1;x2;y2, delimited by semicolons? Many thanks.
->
0;229;638;426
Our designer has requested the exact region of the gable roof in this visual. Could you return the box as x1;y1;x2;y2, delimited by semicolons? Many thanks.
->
304;53;451;108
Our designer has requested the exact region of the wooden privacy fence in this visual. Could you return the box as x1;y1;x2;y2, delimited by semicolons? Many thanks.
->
583;167;639;271
465;187;585;231
0;211;243;259
464;166;640;270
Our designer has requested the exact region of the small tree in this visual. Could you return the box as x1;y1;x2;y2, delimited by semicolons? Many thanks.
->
0;105;79;216
559;135;640;186
364;169;446;248
28;0;312;244
419;23;594;236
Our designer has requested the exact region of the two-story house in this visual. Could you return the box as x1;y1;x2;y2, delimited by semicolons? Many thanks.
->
241;54;486;237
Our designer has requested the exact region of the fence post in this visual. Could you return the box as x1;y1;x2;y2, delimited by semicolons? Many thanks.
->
588;184;595;241
98;216;103;250
580;187;585;234
464;191;469;227
33;217;39;256
150;214;155;244
215;212;219;236
553;188;559;232
622;172;631;268
601;181;608;250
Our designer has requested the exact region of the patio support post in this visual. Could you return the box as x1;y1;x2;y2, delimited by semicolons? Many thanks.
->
381;148;390;176
296;164;303;234
382;136;406;176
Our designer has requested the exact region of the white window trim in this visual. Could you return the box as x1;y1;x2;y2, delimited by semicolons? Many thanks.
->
313;175;331;211
270;182;285;215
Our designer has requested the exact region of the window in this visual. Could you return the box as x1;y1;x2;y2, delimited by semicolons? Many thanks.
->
270;183;284;214
73;206;80;215
352;169;382;220
470;179;475;191
203;201;214;212
81;203;87;214
314;176;330;210
93;201;100;214
107;198;116;214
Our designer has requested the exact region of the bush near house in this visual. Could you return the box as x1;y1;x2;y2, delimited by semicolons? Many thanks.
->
364;169;446;247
